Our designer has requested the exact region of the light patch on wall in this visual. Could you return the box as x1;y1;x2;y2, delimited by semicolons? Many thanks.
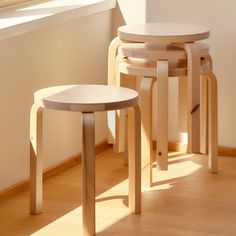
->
117;0;146;24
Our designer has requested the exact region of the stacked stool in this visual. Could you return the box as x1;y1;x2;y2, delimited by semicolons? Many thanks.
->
108;23;218;185
30;85;141;236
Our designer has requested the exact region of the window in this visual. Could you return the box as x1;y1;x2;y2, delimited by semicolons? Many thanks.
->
0;0;33;9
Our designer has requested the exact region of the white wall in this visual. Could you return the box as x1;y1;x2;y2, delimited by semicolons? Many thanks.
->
0;10;112;191
146;0;236;147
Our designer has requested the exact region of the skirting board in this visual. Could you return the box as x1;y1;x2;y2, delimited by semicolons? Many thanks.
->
153;141;236;157
0;140;112;203
1;140;235;202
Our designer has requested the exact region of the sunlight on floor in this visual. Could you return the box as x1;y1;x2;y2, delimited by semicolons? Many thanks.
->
31;179;131;236
30;152;203;235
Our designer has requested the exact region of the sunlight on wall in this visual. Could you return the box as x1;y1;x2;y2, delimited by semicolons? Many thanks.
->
116;0;146;24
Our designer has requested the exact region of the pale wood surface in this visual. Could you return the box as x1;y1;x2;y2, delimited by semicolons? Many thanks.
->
156;60;169;170
34;85;138;112
118;23;210;44
30;104;43;215
31;84;141;235
127;105;141;213
205;71;218;173
82;113;96;236
139;77;155;186
118;42;210;60
182;43;201;153
0;149;235;236
200;74;208;154
178;76;188;132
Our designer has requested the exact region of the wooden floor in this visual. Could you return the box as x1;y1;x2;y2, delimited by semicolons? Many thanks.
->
0;149;236;236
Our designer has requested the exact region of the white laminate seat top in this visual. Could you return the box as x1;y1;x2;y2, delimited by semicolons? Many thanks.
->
34;84;138;112
118;23;210;43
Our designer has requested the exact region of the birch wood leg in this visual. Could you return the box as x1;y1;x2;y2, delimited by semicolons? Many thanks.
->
184;43;201;153
123;74;139;165
82;112;95;236
156;60;169;170
200;74;208;154
178;76;188;133
112;70;126;153
139;77;155;186
30;104;43;215
107;37;123;145
205;71;218;173
200;54;213;155
128;105;141;214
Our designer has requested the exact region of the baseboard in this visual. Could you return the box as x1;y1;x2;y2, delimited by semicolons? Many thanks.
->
0;140;112;203
218;146;236;157
152;141;188;153
1;140;235;202
153;141;236;157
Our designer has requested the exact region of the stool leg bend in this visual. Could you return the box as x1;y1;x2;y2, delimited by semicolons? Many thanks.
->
30;104;43;215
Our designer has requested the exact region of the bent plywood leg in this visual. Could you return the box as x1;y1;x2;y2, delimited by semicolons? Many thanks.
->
184;43;201;153
200;74;208;154
30;104;43;215
178;76;188;133
107;37;123;144
128;105;141;214
82;113;96;236
156;60;168;170
139;77;155;186
112;71;126;153
205;71;218;173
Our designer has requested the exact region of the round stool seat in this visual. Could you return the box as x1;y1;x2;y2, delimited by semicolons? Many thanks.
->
34;84;138;112
118;23;210;43
118;42;209;60
30;84;141;235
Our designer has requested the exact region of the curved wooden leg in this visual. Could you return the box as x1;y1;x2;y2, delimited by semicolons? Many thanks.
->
200;54;214;154
156;60;168;170
107;37;123;145
30;104;43;215
183;43;201;153
200;74;208;154
112;70;126;153
139;77;155;186
82;112;95;236
128;105;141;214
205;71;218;173
178;76;188;133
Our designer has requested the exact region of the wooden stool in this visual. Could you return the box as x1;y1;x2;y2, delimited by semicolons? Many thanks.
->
108;23;210;152
108;23;218;184
116;43;217;185
30;85;141;236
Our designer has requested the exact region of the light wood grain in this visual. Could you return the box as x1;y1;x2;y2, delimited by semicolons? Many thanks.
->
0;149;235;236
30;104;43;215
118;23;209;44
205;71;218;173
139;77;155;185
200;74;208;154
156;60;169;170
31;84;141;235
183;43;201;153
34;85;138;112
128;105;141;213
82;113;96;236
